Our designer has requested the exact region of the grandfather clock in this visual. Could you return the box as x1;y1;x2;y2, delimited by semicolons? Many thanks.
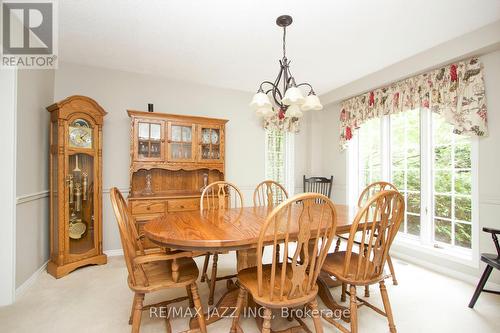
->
46;95;107;278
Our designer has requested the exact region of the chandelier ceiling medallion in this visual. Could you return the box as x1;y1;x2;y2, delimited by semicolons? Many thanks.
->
250;15;323;132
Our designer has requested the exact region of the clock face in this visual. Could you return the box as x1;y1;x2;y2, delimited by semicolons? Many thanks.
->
69;126;92;148
211;131;219;144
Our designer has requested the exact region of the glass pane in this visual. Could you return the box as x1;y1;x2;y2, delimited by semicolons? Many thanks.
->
171;143;182;159
455;196;471;222
150;142;161;158
407;192;420;214
434;194;452;219
182;126;192;142
455;170;471;195
434;170;451;193
359;118;381;189
182;143;192;159
392;170;404;189
150;124;161;140
434;145;451;168
407;214;420;236
434;219;452;244
201;145;210;159
455;223;472;248
211;146;220;159
407;169;420;191
454;144;471;169
432;113;453;145
211;129;220;144
68;153;95;254
201;128;211;144
138;123;149;139
138;141;149;158
171;125;182;142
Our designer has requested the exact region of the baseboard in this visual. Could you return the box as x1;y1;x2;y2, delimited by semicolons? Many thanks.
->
15;260;49;299
392;252;500;291
104;249;123;257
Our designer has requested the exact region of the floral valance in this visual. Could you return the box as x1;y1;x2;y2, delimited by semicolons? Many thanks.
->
263;111;301;133
339;57;488;150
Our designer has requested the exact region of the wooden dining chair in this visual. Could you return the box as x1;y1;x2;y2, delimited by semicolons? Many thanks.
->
336;181;400;299
321;190;405;333
253;180;289;207
231;192;338;333
303;175;333;198
110;188;207;333
199;181;244;305
468;227;500;308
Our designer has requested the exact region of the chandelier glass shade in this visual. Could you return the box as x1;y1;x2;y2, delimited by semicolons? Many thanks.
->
250;15;323;125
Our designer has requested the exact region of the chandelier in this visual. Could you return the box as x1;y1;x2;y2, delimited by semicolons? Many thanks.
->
250;15;323;125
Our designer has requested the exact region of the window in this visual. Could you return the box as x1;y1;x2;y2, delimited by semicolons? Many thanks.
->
432;113;473;249
265;130;294;195
349;108;477;257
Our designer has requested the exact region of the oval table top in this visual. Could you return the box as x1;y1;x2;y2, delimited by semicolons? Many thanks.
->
143;204;358;251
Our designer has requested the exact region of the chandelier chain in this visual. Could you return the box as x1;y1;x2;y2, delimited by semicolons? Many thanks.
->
282;27;286;58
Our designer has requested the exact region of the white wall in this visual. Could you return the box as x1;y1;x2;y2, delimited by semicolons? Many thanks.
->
319;47;500;284
15;70;55;289
54;62;311;251
0;70;17;305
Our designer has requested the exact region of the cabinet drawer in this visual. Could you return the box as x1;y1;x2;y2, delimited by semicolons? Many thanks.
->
130;200;165;214
167;198;200;212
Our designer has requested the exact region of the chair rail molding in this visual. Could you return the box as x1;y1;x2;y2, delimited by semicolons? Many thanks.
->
16;190;49;205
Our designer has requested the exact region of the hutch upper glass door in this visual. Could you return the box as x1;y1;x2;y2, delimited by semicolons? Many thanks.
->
199;125;223;162
167;122;195;161
135;120;165;161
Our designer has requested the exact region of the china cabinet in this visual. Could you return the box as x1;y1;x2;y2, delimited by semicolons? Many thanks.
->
127;110;228;248
46;95;107;278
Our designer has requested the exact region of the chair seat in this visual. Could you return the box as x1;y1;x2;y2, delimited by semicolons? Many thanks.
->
322;251;388;285
481;253;500;270
238;264;318;308
129;257;199;293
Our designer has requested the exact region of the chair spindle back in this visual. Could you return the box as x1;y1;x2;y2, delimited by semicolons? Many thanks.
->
110;187;147;286
253;180;289;207
200;181;243;211
358;181;398;208
344;190;404;282
256;193;337;302
303;175;333;199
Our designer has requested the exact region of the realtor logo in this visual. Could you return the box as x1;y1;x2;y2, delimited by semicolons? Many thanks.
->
1;0;58;68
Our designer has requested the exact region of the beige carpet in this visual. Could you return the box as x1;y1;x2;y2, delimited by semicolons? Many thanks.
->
1;254;499;333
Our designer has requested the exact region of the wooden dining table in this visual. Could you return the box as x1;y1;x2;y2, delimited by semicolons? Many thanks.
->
143;204;359;329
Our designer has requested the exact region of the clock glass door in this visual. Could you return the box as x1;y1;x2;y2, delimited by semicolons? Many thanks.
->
67;153;95;255
199;126;222;161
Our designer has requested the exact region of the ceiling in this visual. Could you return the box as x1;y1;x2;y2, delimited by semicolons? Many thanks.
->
59;0;500;94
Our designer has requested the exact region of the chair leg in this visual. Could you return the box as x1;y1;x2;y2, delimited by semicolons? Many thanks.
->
208;253;219;305
230;287;247;333
190;283;207;333
131;293;144;333
469;265;494;308
386;255;398;285
201;254;210;282
334;238;341;252
309;299;324;333
262;307;272;333
341;283;347;302
379;281;397;333
129;293;137;325
349;285;358;333
186;285;194;308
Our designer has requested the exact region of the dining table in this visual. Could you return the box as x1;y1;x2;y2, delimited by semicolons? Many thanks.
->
143;204;359;329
